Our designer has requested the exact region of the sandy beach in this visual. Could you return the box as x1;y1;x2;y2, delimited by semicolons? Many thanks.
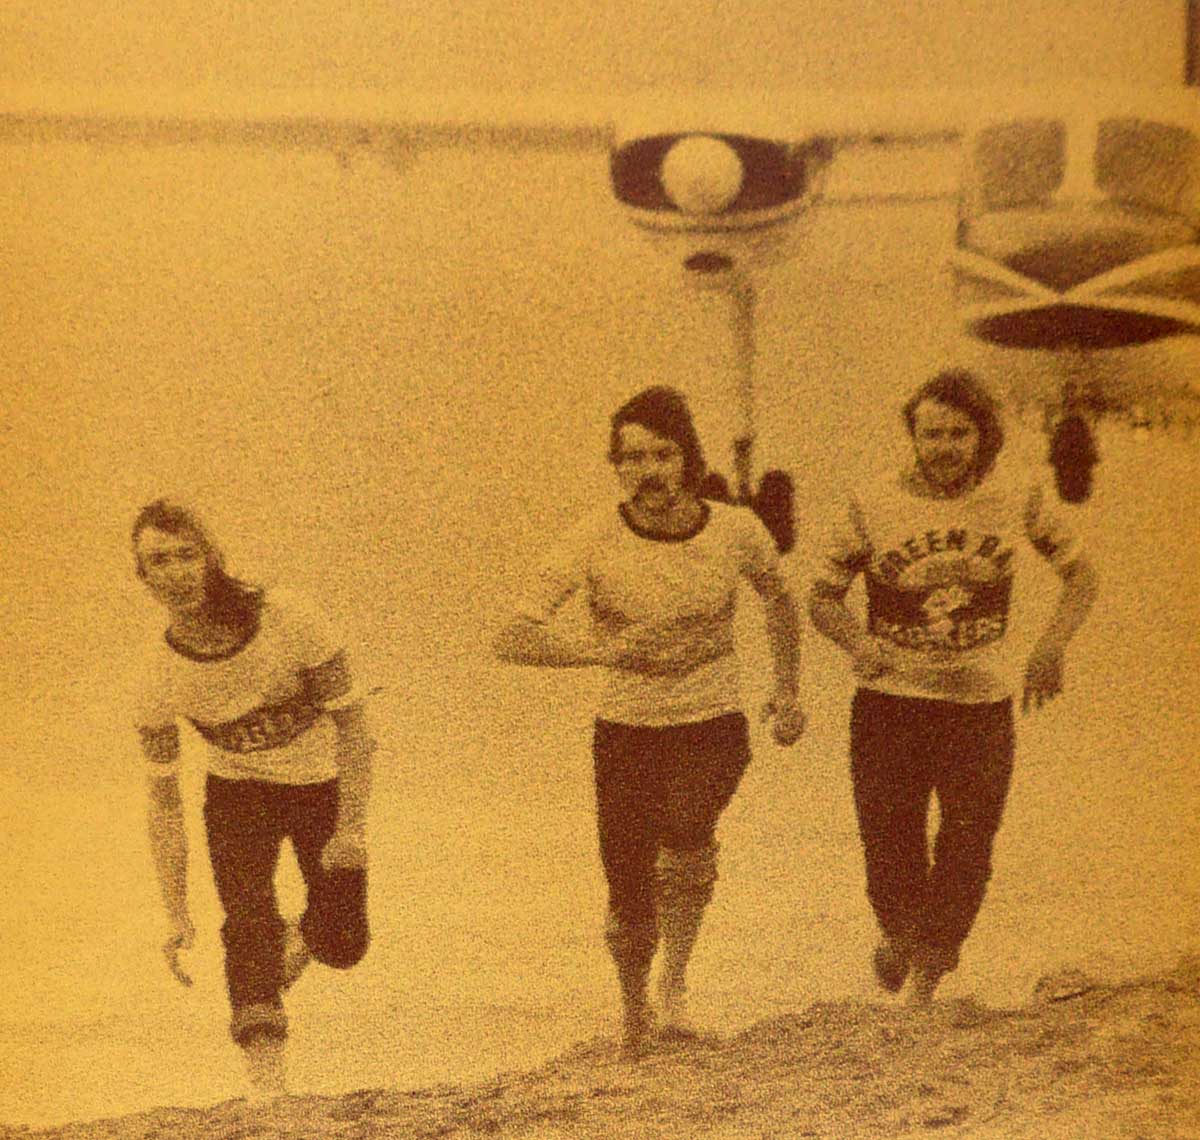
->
4;11;1200;1132
5;957;1198;1139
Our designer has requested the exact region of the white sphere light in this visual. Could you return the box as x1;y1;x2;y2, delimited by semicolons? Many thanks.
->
661;135;745;215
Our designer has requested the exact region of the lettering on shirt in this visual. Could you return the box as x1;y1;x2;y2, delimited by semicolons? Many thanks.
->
867;528;1015;656
190;692;322;754
876;528;1012;583
870;608;1008;652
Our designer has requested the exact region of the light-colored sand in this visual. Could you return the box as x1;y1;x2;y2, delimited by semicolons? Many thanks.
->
8;957;1197;1140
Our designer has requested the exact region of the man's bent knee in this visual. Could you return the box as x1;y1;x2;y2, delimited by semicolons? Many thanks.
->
304;867;369;968
311;927;370;970
655;843;719;905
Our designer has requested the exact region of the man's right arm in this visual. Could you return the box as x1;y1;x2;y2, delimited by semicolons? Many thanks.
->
492;617;615;668
493;520;601;668
808;580;892;680
147;766;189;925
808;579;871;656
807;497;891;681
140;725;194;982
492;519;735;675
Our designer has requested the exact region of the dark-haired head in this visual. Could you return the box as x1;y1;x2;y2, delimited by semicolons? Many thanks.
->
902;369;1005;481
132;498;263;630
608;386;706;491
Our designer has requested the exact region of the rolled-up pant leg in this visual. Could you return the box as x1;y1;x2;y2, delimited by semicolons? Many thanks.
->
655;713;751;992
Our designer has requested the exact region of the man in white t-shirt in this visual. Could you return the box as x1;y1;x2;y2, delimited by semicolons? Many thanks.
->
131;499;374;1095
494;386;806;1053
808;370;1098;1006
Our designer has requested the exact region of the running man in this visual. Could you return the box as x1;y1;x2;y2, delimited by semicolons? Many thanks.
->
808;369;1098;1006
131;499;374;1095
493;386;806;1053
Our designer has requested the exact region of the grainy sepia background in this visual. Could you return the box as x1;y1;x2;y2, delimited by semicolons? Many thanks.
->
1;1;1197;1128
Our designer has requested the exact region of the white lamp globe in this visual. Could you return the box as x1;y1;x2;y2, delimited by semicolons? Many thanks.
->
661;135;745;215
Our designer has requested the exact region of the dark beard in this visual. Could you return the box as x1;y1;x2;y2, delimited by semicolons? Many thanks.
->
632;480;669;507
917;457;974;495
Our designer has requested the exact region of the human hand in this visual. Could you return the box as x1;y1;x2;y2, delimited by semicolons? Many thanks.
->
163;916;196;987
1022;643;1065;714
850;636;894;683
761;693;806;746
605;618;733;677
321;828;368;872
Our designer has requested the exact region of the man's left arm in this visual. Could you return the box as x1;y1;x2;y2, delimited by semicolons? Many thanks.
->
743;557;806;746
1023;485;1100;712
1023;555;1099;713
303;648;376;869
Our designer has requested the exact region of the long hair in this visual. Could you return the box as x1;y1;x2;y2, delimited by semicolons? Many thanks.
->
902;369;1005;481
607;386;707;491
131;498;264;630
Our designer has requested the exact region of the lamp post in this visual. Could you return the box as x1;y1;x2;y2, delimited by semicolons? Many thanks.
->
607;104;831;551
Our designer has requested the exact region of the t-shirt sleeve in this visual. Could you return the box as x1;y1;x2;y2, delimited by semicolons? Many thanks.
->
1024;481;1081;570
132;650;182;773
733;506;782;581
512;516;593;624
276;589;362;711
813;495;872;596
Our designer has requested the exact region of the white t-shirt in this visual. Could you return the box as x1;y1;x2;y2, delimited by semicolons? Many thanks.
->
133;588;361;783
517;500;780;726
814;466;1080;704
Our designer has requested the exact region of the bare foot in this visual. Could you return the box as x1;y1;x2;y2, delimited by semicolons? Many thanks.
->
620;999;656;1059
873;939;912;994
907;967;943;1009
243;1036;287;1099
657;985;700;1042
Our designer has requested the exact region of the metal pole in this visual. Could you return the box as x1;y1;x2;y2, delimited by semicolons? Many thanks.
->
728;273;757;504
1187;0;1200;85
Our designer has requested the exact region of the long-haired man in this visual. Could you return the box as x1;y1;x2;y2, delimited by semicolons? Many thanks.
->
131;499;374;1095
494;386;806;1053
808;370;1098;1006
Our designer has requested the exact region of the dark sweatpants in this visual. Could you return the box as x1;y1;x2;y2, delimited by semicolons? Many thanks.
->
203;775;370;1042
849;689;1014;969
592;712;751;961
